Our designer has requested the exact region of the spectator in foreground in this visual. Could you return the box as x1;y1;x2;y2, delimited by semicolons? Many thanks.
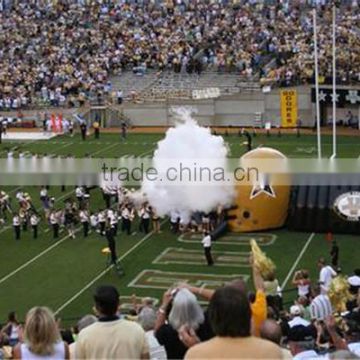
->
184;286;282;359
69;315;97;359
260;319;292;359
287;325;317;359
13;307;69;359
138;307;167;360
75;285;149;359
155;288;212;359
1;311;22;347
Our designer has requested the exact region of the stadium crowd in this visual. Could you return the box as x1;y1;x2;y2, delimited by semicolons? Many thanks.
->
0;259;359;359
0;0;359;110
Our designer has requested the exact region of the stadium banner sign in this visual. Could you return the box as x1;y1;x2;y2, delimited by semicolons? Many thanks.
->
280;89;298;127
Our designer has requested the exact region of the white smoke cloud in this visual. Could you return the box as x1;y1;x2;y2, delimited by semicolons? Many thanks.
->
141;107;235;222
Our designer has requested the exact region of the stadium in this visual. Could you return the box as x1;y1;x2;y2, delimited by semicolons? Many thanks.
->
0;0;360;359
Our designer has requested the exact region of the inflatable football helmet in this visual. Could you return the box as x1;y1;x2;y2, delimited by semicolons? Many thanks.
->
227;147;290;232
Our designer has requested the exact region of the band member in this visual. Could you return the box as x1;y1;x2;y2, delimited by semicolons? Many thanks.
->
105;222;118;265
0;190;12;223
202;232;214;266
121;204;134;235
139;203;151;234
170;210;180;233
49;210;59;239
39;186;49;212
90;212;99;233
19;208;28;232
64;208;76;239
75;186;84;208
80;122;87;141
121;121;127;140
79;209;90;237
150;207;161;234
30;212;40;239
93;121;100;139
13;213;21;240
98;209;106;236
108;209;118;236
69;120;74;137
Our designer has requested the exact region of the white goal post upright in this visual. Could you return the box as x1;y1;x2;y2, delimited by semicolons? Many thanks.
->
331;4;337;159
313;8;322;159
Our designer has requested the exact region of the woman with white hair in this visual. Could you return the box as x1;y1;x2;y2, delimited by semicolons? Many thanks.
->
155;288;213;359
13;307;69;359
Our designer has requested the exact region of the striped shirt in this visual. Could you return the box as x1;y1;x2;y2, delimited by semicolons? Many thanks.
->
309;294;332;321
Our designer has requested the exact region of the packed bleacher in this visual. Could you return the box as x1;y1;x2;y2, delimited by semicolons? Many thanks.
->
0;0;359;110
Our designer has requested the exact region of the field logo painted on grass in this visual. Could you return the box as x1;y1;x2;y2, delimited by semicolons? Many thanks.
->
153;247;250;267
128;269;249;290
119;296;159;312
177;232;276;246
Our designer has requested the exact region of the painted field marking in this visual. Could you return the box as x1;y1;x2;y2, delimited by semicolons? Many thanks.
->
119;296;159;312
280;232;315;290
137;148;155;157
153;247;250;267
91;143;119;157
178;232;276;246
128;269;249;290
54;219;168;315
0;228;82;286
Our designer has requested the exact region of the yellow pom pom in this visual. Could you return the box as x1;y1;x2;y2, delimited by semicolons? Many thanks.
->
251;239;276;280
328;276;353;313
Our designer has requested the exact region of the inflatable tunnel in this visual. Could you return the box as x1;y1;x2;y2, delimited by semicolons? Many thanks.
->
287;175;360;235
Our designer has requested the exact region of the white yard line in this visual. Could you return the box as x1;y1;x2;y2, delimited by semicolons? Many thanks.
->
0;229;80;286
138;147;155;157
54;219;167;315
91;143;118;157
280;232;315;290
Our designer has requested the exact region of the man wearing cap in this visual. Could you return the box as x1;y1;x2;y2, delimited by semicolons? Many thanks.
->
288;325;318;359
348;269;360;294
288;305;310;328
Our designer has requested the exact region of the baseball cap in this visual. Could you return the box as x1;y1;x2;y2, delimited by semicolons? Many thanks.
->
290;305;302;316
288;325;316;342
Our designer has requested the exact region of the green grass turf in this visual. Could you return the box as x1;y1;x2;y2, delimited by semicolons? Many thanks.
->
0;131;359;326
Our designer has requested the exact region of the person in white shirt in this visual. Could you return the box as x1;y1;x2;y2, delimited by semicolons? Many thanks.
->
13;213;21;240
90;212;99;233
49;210;59;239
170;210;179;233
98;210;106;236
30;213;40;239
75;186;84;207
40;186;49;210
201;232;213;266
288;305;310;328
121;204;134;235
318;257;337;294
108;210;119;236
79;209;90;237
139;203;151;234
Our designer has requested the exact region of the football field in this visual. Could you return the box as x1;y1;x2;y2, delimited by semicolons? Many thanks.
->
0;131;359;326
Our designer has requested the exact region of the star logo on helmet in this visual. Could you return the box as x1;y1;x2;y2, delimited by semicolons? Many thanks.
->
250;174;276;199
